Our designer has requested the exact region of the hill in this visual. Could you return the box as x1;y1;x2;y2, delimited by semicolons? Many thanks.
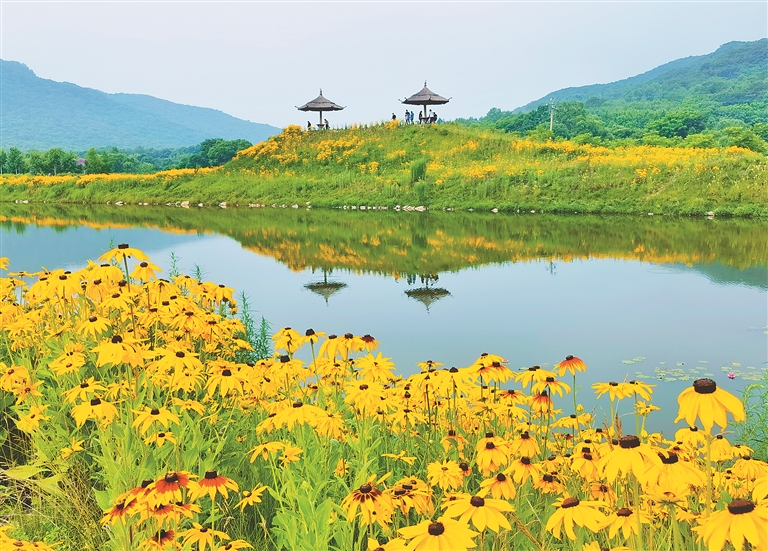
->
516;39;767;111
1;123;766;216
0;59;280;150
467;39;768;145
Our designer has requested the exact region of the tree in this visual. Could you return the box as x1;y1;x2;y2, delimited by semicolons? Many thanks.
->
0;149;6;174
647;109;708;138
84;148;112;174
6;147;26;174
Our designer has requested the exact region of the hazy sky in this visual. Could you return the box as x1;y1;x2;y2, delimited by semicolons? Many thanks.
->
1;1;766;127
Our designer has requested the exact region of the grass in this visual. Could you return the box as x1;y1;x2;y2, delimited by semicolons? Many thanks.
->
1;122;767;216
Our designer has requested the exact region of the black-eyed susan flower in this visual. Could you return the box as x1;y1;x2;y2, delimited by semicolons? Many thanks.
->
506;456;541;485
593;381;632;401
187;471;238;501
515;365;555;388
99;243;149;264
427;459;464;490
398;516;479;551
694;498;768;551
235;485;267;511
480;472;516;500
279;444;303;466
16;404;50;433
154;471;194;503
599;435;662;484
600;507;651;539
545;496;607;540
675;378;745;433
143;431;177;448
131;406;180;435
213;541;253;551
61;438;85;459
443;492;513;532
555;355;587;377
138;528;176;550
71;396;119;428
533;473;564;494
508;431;540;458
179;523;230;551
532;376;571;397
441;429;468;453
627;379;655;400
130;260;161;282
383;450;417;466
341;474;394;527
475;434;510;475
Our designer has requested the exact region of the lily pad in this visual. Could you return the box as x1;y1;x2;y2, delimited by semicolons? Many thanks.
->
677;362;685;367
698;360;709;364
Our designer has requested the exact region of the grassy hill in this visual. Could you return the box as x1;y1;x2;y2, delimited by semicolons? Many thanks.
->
1;122;766;216
0;60;280;150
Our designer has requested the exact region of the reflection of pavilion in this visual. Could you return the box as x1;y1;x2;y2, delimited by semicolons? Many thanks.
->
405;274;451;313
304;269;347;305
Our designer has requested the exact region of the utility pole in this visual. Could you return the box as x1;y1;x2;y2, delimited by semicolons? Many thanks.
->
549;98;556;133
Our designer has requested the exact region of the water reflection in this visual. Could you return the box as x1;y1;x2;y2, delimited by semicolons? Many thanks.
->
1;203;766;289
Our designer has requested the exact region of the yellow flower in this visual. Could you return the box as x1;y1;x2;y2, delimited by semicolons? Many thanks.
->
179;523;230;551
235;485;267;511
443;492;513;532
99;243;149;264
341;474;394;527
675;378;745;432
130;260;161;282
545;496;607;540
17;404;50;433
398;516;479;551
61;438;85;459
71;397;119;428
131;406;180;435
427;459;464;490
600;507;651;539
694;499;768;551
383;450;417;466
187;470;239;501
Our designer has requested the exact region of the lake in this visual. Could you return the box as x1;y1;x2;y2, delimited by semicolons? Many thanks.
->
1;203;766;434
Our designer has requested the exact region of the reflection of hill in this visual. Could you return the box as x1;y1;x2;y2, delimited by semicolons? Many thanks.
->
665;263;768;290
1;204;766;283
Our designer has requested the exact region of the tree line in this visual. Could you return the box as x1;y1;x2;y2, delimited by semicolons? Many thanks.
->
0;138;252;176
457;100;768;153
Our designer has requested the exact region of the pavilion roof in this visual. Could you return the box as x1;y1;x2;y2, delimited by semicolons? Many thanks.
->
297;90;345;112
402;82;450;106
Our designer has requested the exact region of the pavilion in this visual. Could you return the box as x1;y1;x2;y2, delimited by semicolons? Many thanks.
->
297;90;345;128
401;82;450;122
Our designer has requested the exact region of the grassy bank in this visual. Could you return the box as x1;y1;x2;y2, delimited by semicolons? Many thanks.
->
1;123;767;215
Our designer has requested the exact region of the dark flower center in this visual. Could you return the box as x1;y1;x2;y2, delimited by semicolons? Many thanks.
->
150;408;160;415
165;473;179;483
693;378;717;394
90;398;102;406
727;499;755;514
89;315;98;322
118;243;129;249
204;471;218;480
617;508;632;517
449;367;459;373
140;262;148;268
562;497;580;508
660;453;679;464
497;473;507;482
470;495;485;507
305;328;315;336
345;333;354;339
619;435;641;449
543;474;554;482
521;457;532;465
428;522;445;536
485;432;494;438
394;489;406;496
485;442;495;449
111;335;123;343
222;369;232;376
459;462;469;471
359;483;373;494
359;384;369;390
609;381;618;386
583;453;593;460
176;351;185;358
448;430;456;437
566;355;574;360
80;381;90;388
546;377;555;382
292;401;303;408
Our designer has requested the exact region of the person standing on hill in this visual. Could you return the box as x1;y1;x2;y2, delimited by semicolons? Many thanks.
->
405;109;411;124
307;121;312;130
410;111;415;124
392;113;397;121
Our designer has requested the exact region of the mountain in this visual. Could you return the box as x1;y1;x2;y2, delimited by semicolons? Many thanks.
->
0;60;280;150
514;39;767;112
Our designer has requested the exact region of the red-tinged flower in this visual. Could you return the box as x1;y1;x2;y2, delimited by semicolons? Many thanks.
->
555;355;587;377
154;471;194;503
187;470;239;501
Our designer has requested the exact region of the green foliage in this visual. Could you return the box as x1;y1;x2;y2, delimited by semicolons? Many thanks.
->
735;371;768;461
410;158;427;183
236;292;272;363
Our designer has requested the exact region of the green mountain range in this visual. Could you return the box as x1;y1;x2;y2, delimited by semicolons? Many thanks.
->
0;60;280;150
468;39;767;147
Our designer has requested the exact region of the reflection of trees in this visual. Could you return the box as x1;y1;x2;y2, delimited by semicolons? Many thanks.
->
3;204;767;283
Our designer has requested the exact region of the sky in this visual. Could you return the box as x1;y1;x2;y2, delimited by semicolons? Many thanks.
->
1;1;766;128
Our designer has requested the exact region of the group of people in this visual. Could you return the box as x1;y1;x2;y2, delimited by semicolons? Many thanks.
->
396;109;439;124
307;119;330;130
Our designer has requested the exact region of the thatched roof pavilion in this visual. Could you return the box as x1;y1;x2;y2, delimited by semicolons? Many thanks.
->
401;82;450;120
297;90;345;127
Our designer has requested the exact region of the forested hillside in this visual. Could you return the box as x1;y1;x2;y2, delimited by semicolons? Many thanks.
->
461;39;767;150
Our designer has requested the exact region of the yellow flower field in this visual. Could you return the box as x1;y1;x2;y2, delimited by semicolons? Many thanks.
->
1;247;767;550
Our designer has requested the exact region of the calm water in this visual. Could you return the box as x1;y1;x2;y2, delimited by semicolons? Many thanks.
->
1;204;766;433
